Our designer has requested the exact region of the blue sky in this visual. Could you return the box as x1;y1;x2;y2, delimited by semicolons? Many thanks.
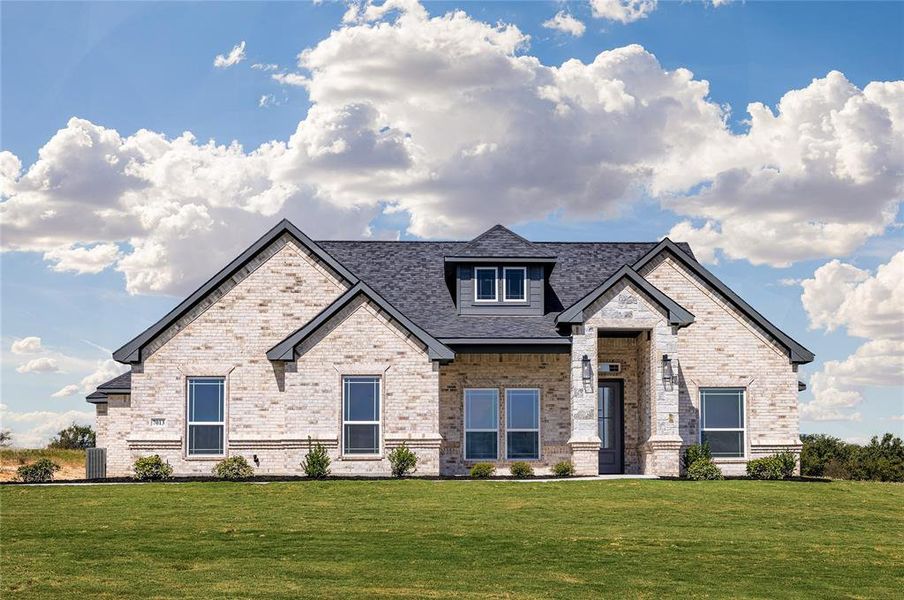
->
1;0;902;446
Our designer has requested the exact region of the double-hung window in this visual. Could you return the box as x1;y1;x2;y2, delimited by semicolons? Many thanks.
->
464;389;498;460
187;377;225;456
506;389;540;460
343;376;381;455
474;267;498;302
700;388;745;458
503;267;527;302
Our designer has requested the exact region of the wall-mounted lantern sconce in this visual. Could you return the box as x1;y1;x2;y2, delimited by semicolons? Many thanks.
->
581;354;593;382
662;354;676;389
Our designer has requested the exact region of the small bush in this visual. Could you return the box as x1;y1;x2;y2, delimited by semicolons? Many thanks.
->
746;452;796;480
16;458;61;483
509;461;534;478
213;456;254;480
682;443;712;471
685;458;723;481
552;460;576;477
388;443;418;477
301;439;331;479
132;455;173;481
469;462;495;479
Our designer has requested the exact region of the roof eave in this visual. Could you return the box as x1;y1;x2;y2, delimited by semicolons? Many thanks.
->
443;256;556;264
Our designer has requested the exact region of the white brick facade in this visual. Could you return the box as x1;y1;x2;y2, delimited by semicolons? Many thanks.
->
95;233;804;478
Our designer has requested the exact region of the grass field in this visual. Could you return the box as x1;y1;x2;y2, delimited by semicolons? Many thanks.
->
0;449;85;482
2;480;901;598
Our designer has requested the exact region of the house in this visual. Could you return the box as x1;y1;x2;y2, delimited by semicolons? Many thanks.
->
87;220;813;477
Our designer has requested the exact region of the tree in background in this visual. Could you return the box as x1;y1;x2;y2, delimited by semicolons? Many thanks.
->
47;423;95;450
0;430;12;447
799;434;853;477
800;433;904;482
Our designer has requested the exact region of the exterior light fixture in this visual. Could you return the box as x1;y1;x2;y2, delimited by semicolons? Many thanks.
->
662;354;676;389
581;354;593;382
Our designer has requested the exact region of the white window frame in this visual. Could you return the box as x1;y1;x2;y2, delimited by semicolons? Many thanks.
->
699;387;746;459
342;375;382;457
463;388;499;461
185;377;226;458
505;388;541;461
502;267;528;303
473;267;499;302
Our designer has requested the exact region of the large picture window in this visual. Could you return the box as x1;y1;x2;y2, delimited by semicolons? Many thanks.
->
464;389;498;460
503;267;527;302
474;267;498;302
506;389;540;460
700;388;745;458
187;377;225;456
343;376;381;455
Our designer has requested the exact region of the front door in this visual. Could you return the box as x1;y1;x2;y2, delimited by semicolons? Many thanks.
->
598;381;624;474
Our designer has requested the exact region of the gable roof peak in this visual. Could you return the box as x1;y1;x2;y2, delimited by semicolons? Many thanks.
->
453;224;555;259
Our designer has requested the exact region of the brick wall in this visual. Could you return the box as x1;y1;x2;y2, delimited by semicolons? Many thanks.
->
438;353;571;476
641;255;802;475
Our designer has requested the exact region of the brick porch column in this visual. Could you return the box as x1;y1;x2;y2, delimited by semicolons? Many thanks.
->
642;324;682;476
568;325;601;475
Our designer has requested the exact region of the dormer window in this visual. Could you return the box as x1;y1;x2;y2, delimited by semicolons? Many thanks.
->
474;267;498;302
503;267;526;302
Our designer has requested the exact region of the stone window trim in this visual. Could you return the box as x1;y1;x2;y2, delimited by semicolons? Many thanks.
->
183;374;230;461
502;267;528;303
505;388;541;461
463;388;500;461
474;267;498;302
340;374;383;459
699;387;747;460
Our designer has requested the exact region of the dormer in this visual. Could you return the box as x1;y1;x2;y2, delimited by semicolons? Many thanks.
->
444;225;556;316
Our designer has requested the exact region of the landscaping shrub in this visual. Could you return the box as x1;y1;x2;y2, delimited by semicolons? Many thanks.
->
682;442;712;471
301;439;331;479
685;458;723;481
552;460;575;477
847;434;904;482
509;462;534;478
213;456;254;480
469;462;495;479
388;443;418;477
800;434;852;477
16;458;61;483
746;452;796;480
132;455;173;481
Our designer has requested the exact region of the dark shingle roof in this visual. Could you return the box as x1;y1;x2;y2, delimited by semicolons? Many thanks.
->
317;240;691;340
451;225;555;259
98;371;131;392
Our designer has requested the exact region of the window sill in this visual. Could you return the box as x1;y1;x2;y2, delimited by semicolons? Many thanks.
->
712;457;747;463
184;455;225;461
340;455;384;461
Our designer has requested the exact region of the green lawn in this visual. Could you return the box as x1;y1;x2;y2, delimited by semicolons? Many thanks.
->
2;480;901;599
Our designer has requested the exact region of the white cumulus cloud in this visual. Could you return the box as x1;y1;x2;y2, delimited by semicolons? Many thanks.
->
543;11;586;37
16;357;59;374
1;1;901;296
799;251;904;421
590;0;657;24
213;41;246;68
11;336;42;354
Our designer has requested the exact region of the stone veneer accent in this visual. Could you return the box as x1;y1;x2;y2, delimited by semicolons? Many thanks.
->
438;353;571;475
641;255;802;475
571;280;681;476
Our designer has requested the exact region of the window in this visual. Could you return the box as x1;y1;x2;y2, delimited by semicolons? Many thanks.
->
187;377;225;456
343;376;381;455
506;389;540;460
474;267;498;302
464;389;498;460
503;267;527;302
700;388;745;458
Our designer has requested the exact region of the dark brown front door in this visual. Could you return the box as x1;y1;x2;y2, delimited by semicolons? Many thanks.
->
598;380;624;474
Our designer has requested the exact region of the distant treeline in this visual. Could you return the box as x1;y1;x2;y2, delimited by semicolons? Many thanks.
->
800;433;904;482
